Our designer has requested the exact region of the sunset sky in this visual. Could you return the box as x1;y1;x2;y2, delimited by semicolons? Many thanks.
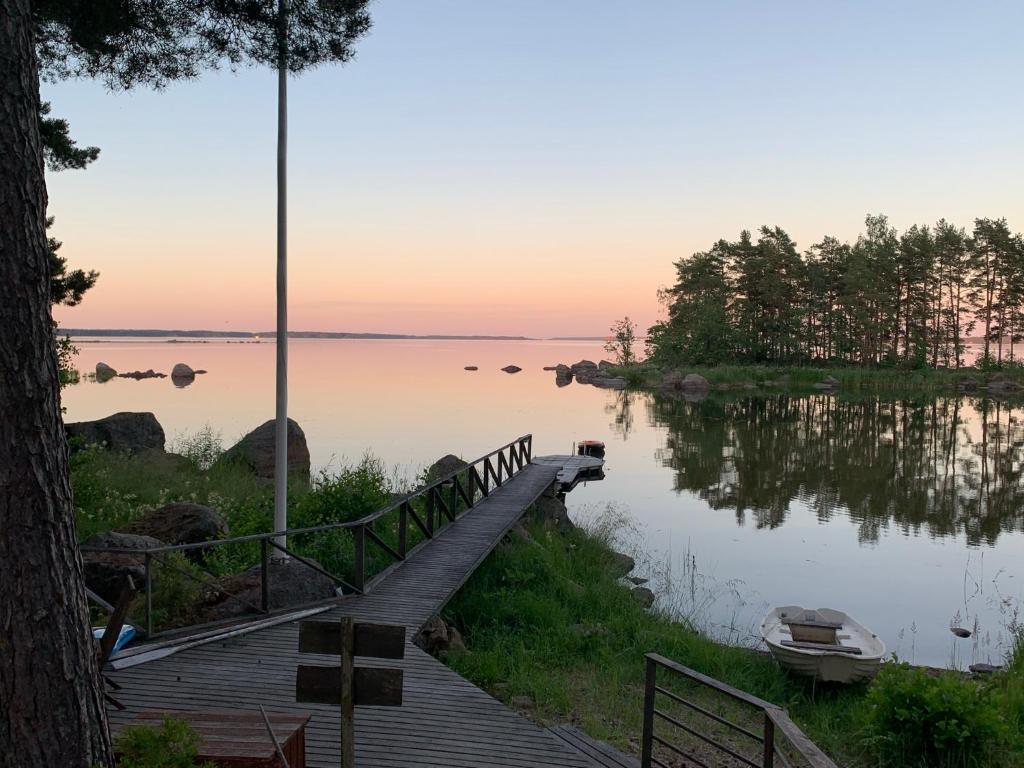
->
47;0;1024;337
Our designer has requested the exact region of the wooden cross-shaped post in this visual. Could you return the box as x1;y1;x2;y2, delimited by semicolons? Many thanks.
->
296;617;405;768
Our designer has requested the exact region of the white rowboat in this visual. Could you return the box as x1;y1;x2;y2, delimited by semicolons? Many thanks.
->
760;606;885;683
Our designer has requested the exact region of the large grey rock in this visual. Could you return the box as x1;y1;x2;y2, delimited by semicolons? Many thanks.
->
660;371;710;398
171;362;195;378
202;557;338;620
82;531;164;603
416;615;466;657
554;364;573;387
570;360;598;375
598;360;615;370
95;362;117;381
631;586;655;609
222;418;310;485
427;454;469;483
118;502;228;551
592;377;626;390
66;412;166;454
609;551;636;575
530;482;576;535
501;365;522;374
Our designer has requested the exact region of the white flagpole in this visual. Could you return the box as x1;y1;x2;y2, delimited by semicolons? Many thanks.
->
274;0;289;551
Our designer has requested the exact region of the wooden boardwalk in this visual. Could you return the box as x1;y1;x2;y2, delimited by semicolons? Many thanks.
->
108;462;610;767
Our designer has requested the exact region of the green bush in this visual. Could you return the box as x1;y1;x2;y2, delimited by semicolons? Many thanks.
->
860;663;1009;767
114;716;215;768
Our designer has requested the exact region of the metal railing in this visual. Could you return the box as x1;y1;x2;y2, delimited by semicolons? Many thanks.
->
641;653;838;768
83;435;533;640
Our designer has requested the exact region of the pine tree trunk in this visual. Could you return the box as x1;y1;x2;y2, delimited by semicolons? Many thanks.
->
0;2;113;765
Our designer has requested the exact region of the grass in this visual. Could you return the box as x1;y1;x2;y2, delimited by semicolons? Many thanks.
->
609;361;1024;394
443;512;1024;768
71;430;411;630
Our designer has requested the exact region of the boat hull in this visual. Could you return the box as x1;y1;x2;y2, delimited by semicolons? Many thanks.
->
761;605;885;684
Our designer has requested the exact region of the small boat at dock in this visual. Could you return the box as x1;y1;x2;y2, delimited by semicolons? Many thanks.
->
761;605;885;683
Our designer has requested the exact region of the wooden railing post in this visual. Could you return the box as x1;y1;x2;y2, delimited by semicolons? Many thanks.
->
763;711;776;768
260;538;270;613
143;552;154;637
525;435;532;462
483;458;492;493
353;525;365;593
398;503;408;557
641;655;656;768
426;490;435;534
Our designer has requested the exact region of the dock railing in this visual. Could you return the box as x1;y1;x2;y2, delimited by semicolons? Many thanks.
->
82;434;532;640
641;653;838;768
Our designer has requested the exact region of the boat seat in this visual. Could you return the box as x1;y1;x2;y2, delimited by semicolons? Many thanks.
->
780;640;863;655
781;618;843;630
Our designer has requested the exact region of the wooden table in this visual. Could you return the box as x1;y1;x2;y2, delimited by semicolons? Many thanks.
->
126;710;309;767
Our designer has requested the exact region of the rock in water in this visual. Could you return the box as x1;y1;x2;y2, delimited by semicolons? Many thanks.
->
502;365;522;373
221;418;311;486
65;411;166;454
542;366;557;371
95;361;117;381
464;366;479;371
598;360;615;370
171;362;196;387
610;551;636;575
950;626;972;638
119;502;228;552
82;531;165;602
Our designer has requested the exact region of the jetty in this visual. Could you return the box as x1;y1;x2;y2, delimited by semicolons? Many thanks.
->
100;436;632;767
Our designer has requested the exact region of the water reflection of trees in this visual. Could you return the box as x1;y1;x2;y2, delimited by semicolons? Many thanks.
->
647;394;1024;546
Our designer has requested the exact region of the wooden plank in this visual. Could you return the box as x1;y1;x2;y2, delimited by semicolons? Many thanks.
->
299;621;405;659
296;664;403;707
780;618;842;630
779;640;862;654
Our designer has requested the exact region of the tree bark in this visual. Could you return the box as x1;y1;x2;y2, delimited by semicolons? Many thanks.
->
0;1;113;765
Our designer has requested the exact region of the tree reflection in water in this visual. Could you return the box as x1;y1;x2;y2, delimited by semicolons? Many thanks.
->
636;392;1024;547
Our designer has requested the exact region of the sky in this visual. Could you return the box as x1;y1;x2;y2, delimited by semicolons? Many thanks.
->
47;0;1024;337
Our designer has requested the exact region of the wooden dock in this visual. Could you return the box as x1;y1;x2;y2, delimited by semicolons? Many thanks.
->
106;458;613;767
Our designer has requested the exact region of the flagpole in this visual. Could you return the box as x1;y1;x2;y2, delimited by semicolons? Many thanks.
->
274;0;289;551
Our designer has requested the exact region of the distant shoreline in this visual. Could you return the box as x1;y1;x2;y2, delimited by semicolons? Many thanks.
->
62;328;566;341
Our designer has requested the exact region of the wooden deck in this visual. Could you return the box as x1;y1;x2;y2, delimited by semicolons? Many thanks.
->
108;462;610;767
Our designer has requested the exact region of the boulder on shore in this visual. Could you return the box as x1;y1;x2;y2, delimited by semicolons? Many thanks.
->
986;374;1023;395
530;482;576;535
598;360;615;370
570;360;598;375
610;551;636;575
95;362;117;381
66;411;166;454
813;375;840;391
201;557;338;621
502;365;522;373
221;418;310;485
82;531;164;603
592;377;627;390
427;454;469;483
416;615;466;657
631;586;655;609
660;371;710;399
118;502;228;554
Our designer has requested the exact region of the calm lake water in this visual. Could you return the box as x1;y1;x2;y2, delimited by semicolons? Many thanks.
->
64;338;1024;668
